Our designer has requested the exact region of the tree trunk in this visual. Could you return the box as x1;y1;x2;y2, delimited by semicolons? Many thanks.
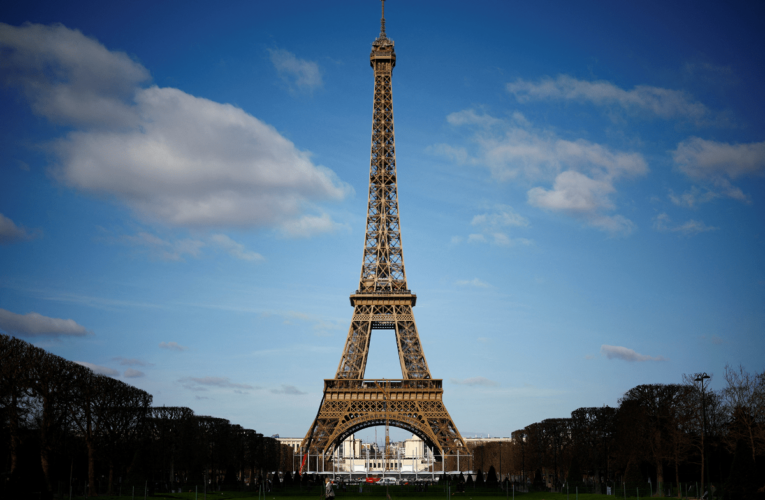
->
9;392;19;474
88;441;97;497
675;455;680;498
700;433;705;490
656;461;664;497
108;460;114;495
40;443;53;493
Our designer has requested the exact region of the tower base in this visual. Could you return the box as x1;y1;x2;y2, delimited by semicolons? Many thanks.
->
300;379;468;459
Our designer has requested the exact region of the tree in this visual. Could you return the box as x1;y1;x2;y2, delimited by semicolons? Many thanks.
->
570;407;615;492
486;465;498;485
0;335;34;477
721;365;765;463
620;384;689;496
28;349;78;493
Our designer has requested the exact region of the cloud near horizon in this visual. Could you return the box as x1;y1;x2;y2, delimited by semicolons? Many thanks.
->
180;376;256;391
0;308;92;338
601;344;666;362
75;361;119;376
271;384;307;395
0;22;348;232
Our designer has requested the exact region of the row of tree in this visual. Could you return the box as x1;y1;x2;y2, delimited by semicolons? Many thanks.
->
465;367;764;497
0;334;293;497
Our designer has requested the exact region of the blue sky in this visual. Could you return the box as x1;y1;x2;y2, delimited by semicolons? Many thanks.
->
1;0;764;442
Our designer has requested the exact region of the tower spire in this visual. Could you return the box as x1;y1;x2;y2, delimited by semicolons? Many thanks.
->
380;0;386;39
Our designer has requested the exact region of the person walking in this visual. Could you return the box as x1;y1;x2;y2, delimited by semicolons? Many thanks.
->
325;479;335;500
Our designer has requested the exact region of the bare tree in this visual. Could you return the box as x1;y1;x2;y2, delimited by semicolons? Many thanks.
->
721;364;765;462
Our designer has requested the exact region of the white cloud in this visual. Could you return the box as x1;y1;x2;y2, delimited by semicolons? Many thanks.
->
268;48;323;90
0;23;348;232
75;361;119;376
456;278;491;288
271;384;307;395
123;368;145;378
600;344;666;362
450;377;498;387
0;308;92;337
0;213;35;245
672;137;765;202
209;234;264;261
0;22;149;127
507;75;709;121
159;341;187;351
437;109;647;235
653;213;718;236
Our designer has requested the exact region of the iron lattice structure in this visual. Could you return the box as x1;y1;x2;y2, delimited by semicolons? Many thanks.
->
301;2;469;462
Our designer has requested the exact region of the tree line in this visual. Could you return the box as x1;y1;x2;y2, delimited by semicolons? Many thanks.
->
0;334;293;498
465;368;764;497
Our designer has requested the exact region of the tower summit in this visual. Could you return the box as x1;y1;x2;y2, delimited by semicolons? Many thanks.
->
300;1;469;472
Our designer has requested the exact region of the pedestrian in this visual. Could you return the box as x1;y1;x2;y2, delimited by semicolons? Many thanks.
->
325;478;335;500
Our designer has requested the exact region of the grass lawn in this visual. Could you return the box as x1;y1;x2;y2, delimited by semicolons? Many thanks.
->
62;491;668;500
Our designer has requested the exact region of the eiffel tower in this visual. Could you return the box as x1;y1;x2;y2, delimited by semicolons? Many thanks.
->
300;0;469;468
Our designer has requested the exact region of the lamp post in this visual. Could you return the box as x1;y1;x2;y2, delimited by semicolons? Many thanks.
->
694;373;711;498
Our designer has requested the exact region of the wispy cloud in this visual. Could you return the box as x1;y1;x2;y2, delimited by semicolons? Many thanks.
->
0;308;92;338
461;205;533;246
271;384;307;395
507;75;710;122
279;213;346;238
450;377;498;387
268;48;323;91
122;232;204;261
75;361;119;376
0;213;37;245
653;213;718;236
123;368;145;378
672;137;765;203
180;376;257;391
600;345;666;362
112;357;154;367
159;341;187;351
209;234;264;261
456;278;491;288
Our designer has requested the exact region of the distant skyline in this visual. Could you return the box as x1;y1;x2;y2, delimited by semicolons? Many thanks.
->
1;0;764;441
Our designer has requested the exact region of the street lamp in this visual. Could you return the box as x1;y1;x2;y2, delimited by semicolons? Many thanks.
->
694;373;711;498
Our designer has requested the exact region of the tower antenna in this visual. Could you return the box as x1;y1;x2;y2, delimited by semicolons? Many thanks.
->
380;0;387;39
